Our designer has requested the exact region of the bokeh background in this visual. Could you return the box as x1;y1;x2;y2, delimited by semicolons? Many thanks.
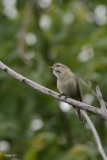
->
0;0;107;159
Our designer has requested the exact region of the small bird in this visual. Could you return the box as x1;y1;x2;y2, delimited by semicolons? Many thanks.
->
50;63;84;123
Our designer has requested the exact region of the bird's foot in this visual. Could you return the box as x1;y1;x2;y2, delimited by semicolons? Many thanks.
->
59;93;68;100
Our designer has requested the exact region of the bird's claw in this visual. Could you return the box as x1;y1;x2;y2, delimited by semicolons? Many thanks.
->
59;93;68;100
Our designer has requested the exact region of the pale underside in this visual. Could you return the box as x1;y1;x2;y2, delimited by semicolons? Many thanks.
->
57;77;79;100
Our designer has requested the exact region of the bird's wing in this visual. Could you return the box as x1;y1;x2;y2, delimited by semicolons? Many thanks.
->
75;75;82;102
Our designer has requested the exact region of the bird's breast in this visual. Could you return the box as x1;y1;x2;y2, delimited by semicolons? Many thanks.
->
57;78;77;97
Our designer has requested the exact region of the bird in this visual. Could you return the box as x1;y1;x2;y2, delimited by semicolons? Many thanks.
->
50;62;84;123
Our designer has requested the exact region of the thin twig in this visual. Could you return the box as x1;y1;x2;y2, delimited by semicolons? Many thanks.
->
96;85;107;112
78;76;98;99
78;76;107;107
82;111;107;160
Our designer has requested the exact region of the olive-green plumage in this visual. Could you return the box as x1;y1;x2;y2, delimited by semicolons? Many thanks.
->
50;63;84;123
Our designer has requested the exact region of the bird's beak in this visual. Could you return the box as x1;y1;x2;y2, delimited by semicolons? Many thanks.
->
49;66;54;69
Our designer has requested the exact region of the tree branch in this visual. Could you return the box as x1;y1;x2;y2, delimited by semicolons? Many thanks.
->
78;76;98;99
96;85;107;112
0;61;107;159
82;111;107;160
78;76;107;106
0;61;107;120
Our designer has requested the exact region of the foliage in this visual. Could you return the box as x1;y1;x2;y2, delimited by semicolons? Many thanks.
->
0;0;107;159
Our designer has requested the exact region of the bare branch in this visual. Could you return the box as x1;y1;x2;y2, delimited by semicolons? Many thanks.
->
96;85;107;112
78;76;98;99
0;61;107;120
78;76;107;106
82;111;107;160
0;61;107;159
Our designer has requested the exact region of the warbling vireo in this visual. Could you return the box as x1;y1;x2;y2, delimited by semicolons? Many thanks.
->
50;63;84;123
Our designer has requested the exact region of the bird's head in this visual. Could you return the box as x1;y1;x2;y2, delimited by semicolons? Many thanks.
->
49;63;70;78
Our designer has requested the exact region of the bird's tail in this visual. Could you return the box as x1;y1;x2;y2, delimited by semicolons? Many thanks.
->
76;108;84;123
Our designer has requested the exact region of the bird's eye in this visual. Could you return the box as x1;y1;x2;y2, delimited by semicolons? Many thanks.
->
57;65;60;67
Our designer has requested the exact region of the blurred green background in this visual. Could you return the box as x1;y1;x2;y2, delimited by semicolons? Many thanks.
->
0;0;107;159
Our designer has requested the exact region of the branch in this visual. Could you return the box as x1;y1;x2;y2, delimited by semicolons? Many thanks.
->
0;61;107;159
78;76;98;99
0;61;107;120
96;85;107;112
78;76;107;106
82;111;107;160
